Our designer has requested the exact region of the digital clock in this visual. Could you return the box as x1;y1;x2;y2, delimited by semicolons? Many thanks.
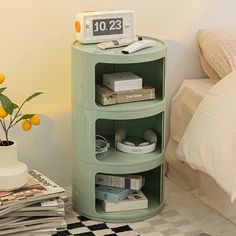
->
92;18;123;36
75;10;135;44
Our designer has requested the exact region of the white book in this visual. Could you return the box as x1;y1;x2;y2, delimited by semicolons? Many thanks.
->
100;190;148;212
96;174;144;190
103;72;142;92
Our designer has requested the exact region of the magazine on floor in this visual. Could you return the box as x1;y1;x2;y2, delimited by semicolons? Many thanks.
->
0;217;66;235
0;170;67;235
16;198;65;212
4;198;66;217
0;170;65;211
5;208;65;217
0;216;64;230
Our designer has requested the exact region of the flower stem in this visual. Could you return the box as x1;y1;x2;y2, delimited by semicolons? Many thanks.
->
8;100;26;130
5;100;27;139
0;119;8;145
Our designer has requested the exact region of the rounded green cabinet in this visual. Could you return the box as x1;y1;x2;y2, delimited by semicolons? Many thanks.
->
71;37;167;222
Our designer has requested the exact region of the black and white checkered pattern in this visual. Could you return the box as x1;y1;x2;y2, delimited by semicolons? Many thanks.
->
54;215;139;236
53;205;211;236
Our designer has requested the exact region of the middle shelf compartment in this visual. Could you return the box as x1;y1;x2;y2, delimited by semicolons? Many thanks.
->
72;104;165;167
95;112;164;166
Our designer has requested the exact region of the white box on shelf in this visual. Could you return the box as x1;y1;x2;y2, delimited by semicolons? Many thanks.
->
100;190;148;212
103;72;142;92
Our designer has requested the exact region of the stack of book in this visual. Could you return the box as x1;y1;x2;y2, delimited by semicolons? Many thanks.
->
96;72;155;106
95;174;148;212
0;170;67;236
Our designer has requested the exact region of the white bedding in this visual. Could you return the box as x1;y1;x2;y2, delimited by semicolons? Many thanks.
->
176;71;236;202
166;78;236;224
198;27;236;82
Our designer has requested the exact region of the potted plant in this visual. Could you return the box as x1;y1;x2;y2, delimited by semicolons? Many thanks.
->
0;73;43;191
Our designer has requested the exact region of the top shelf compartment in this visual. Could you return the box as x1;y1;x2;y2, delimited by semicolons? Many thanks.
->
71;37;166;112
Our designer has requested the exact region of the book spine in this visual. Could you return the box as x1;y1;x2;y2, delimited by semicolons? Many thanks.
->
95;85;155;106
117;88;155;104
96;174;143;190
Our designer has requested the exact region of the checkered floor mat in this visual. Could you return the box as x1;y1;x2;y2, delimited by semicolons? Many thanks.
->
53;205;211;236
55;217;135;236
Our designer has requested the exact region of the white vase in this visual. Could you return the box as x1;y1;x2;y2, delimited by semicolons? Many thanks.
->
0;141;28;191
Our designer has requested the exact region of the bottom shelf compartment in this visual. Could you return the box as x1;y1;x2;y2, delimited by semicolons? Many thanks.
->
94;165;164;221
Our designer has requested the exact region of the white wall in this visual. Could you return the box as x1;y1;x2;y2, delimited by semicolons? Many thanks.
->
0;0;236;186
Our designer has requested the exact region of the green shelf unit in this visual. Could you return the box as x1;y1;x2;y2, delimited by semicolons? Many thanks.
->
71;37;167;222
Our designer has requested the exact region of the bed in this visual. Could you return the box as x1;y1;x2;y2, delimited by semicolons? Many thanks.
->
165;28;236;224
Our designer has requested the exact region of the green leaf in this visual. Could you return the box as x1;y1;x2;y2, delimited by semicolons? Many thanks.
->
0;87;7;94
25;92;43;102
21;114;34;119
12;103;18;109
0;94;14;115
15;114;35;125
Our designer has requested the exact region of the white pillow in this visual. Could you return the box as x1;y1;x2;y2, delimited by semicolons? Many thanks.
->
176;71;236;201
197;28;236;82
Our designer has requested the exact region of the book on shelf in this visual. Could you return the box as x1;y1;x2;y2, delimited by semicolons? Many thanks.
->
96;185;133;203
0;170;67;235
96;84;155;106
96;174;144;190
100;190;148;212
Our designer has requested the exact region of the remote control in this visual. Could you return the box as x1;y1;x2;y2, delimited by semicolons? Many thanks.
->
122;40;156;54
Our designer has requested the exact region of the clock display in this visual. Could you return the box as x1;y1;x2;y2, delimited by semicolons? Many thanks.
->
92;18;123;36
